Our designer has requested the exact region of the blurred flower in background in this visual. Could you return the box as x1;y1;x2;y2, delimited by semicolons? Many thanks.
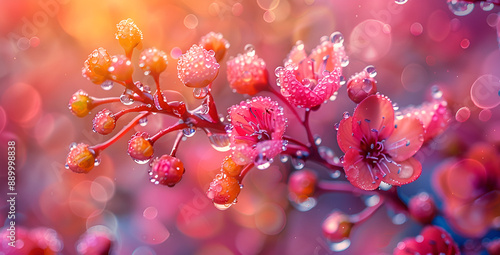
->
0;0;500;254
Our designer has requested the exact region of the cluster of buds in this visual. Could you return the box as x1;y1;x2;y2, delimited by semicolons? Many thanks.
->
65;18;462;254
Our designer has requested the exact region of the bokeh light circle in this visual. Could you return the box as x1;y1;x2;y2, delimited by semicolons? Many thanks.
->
470;74;500;109
350;19;392;62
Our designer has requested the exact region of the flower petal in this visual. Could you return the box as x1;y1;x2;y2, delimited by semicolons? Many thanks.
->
385;117;425;161
352;94;395;141
382;157;422;186
336;116;361;153
343;149;380;190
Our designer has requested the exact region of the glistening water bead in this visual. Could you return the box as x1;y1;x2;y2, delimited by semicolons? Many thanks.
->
395;0;408;4
447;0;475;16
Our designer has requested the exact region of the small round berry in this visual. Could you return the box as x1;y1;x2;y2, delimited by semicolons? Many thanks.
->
139;47;168;77
115;18;143;54
92;109;116;135
177;44;220;88
66;143;96;173
322;211;354;242
199;32;230;63
76;228;113;255
69;90;93;117
127;132;154;164
288;169;317;203
149;155;185;187
346;68;377;104
207;173;241;206
82;47;112;85
108;55;134;82
221;156;244;177
226;49;268;95
408;192;437;224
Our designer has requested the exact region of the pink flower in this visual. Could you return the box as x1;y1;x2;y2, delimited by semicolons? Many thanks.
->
275;33;346;109
337;94;425;190
399;99;451;142
226;48;269;96
433;143;500;237
394;226;460;255
228;97;287;168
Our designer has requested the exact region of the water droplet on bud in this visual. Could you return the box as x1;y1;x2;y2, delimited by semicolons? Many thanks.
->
328;239;351;252
480;1;494;11
193;87;209;99
208;133;231;152
94;157;101;166
101;80;114;90
134;158;151;164
280;155;289;163
291;158;305;170
330;32;344;46
183;127;197;137
214;203;233;210
69;142;77;150
365;65;377;78
244;44;255;57
290;197;317;211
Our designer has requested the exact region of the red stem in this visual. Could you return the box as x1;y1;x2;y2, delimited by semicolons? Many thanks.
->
114;105;153;119
149;122;188;143
170;131;184;157
237;163;255;182
349;196;385;224
267;86;303;124
91;112;149;152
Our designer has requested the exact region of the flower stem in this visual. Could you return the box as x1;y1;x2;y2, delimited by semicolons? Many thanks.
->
91;112;150;152
237;163;255;182
170;131;184;157
149;122;188;143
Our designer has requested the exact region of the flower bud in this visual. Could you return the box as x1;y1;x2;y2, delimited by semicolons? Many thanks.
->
82;47;112;85
408;192;437;224
66;143;96;173
177;44;220;88
108;55;134;82
207;173;241;206
115;18;143;54
92;109;116;135
221;156;244;177
127;132;154;163
149;155;185;187
346;67;377;104
69;90;93;117
139;47;168;77
199;32;230;62
322;211;354;242
288;169;317;203
226;50;268;95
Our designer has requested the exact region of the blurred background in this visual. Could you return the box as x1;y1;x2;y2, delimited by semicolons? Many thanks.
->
0;0;500;254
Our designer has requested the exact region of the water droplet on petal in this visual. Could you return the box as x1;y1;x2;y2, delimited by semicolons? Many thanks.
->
280;155;289;163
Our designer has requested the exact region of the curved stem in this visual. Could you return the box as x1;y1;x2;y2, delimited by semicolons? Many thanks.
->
237;163;255;182
114;105;153;119
170;131;184;157
149;122;188;143
91;97;121;107
349;196;385;224
267;86;303;124
91;112;150;152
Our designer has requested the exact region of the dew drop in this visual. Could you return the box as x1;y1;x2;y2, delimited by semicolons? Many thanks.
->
290;197;317;211
392;213;407;225
244;44;256;57
340;56;350;67
134;158;151;164
362;79;373;93
447;0;475;16
291;158;305;170
455;106;471;122
101;80;114;91
431;85;443;100
378;181;392;190
183;127;196;137
334;123;340;131
339;76;346;86
94;157;101;166
314;135;322;145
364;195;380;207
65;163;69;169
280;155;289;163
193;87;209;99
69;142;77;150
328;239;351;252
274;66;284;77
208;133;231;152
480;1;494;11
256;161;272;170
214;203;232;211
342;111;350;119
139;117;148;127
330;170;341;179
120;93;134;105
395;0;408;4
365;65;377;78
329;32;344;46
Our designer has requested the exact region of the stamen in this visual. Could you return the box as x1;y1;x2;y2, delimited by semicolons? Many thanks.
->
366;164;377;184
